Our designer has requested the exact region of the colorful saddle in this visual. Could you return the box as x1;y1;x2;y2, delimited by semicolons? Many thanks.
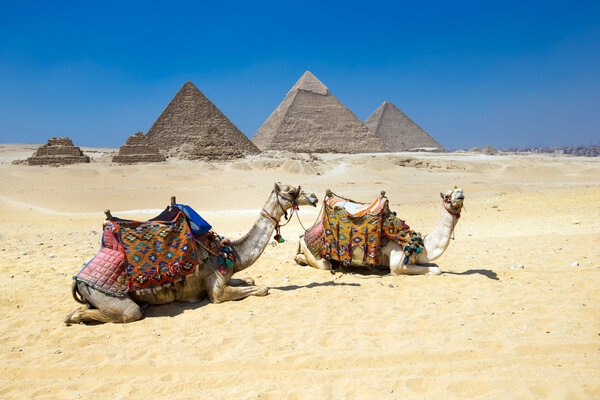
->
305;191;424;267
75;204;225;296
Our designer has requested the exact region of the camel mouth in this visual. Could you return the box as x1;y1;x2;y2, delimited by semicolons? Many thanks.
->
309;197;318;207
455;194;464;201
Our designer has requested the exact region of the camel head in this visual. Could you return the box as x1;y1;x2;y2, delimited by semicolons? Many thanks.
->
274;182;318;209
440;187;465;216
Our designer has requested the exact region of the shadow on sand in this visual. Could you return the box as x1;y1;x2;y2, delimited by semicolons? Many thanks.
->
143;299;210;319
141;280;361;318
443;269;499;281
270;280;360;292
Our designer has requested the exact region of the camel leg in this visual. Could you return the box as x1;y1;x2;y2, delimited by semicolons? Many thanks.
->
296;239;332;270
65;282;143;324
388;250;441;275
207;274;268;304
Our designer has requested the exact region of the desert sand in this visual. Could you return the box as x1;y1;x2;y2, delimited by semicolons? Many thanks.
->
1;144;599;399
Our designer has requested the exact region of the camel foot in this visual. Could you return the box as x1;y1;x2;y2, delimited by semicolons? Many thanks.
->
64;306;89;325
427;266;442;275
210;284;269;303
255;286;269;296
295;253;308;266
230;277;255;286
391;263;442;275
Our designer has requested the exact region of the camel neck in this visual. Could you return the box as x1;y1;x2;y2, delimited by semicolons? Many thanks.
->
421;205;459;262
230;192;286;272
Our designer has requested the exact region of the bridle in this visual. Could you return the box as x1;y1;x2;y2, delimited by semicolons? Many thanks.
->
443;189;463;219
261;185;302;243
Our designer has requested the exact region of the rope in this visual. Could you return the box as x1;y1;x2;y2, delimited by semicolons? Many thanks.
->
295;194;325;232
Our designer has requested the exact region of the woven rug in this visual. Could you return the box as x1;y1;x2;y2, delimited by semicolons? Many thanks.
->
118;212;197;293
322;198;383;266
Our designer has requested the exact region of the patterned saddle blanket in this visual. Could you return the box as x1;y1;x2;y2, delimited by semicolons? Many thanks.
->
309;192;424;267
76;210;199;296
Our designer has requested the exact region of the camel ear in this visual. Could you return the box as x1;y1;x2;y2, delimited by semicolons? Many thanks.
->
440;192;444;199
274;182;280;191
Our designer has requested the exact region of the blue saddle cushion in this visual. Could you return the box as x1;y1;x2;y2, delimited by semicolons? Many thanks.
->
174;203;212;235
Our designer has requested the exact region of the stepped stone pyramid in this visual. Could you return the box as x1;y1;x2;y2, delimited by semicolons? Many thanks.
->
252;71;385;153
145;81;259;157
364;101;444;152
112;132;166;164
187;127;244;161
23;137;90;165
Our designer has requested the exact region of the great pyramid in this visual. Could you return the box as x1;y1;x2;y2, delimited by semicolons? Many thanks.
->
22;137;90;165
145;81;259;157
112;132;166;164
252;71;385;153
364;101;444;152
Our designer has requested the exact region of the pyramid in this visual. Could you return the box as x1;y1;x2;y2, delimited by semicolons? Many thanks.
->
252;71;386;153
112;132;166;164
23;137;90;165
145;81;259;156
187;127;244;161
364;101;444;152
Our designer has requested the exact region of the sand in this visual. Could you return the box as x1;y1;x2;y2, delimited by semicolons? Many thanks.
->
1;144;599;399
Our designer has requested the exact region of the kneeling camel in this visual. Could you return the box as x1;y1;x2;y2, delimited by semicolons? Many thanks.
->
295;188;465;275
65;182;318;324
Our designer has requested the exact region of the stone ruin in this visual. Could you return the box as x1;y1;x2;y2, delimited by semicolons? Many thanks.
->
186;127;244;161
22;137;90;165
468;145;499;155
112;132;166;164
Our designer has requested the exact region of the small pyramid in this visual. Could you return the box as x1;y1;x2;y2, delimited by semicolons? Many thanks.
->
112;132;166;164
252;71;385;153
364;101;444;152
187;127;244;161
23;137;90;166
145;81;259;157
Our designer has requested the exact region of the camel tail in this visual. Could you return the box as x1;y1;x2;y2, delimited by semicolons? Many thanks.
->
71;279;88;304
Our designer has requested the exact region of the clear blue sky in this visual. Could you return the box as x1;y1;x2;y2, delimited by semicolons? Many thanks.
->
0;1;598;149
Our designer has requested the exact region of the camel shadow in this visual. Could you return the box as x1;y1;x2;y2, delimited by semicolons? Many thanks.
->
143;299;210;319
442;269;499;281
271;280;361;292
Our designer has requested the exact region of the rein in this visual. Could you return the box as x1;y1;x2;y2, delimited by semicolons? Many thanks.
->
260;186;302;243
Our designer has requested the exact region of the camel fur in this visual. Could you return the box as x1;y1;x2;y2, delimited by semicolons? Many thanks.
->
295;188;464;275
65;182;318;324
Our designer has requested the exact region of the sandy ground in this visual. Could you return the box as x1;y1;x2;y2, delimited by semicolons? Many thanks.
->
1;144;599;399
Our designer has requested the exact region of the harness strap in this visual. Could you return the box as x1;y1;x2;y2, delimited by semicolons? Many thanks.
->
443;201;461;218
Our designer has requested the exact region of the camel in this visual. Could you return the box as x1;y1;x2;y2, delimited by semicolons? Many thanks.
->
65;182;318;324
295;188;464;275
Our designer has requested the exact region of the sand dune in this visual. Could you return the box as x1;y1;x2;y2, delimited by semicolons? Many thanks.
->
1;146;599;399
